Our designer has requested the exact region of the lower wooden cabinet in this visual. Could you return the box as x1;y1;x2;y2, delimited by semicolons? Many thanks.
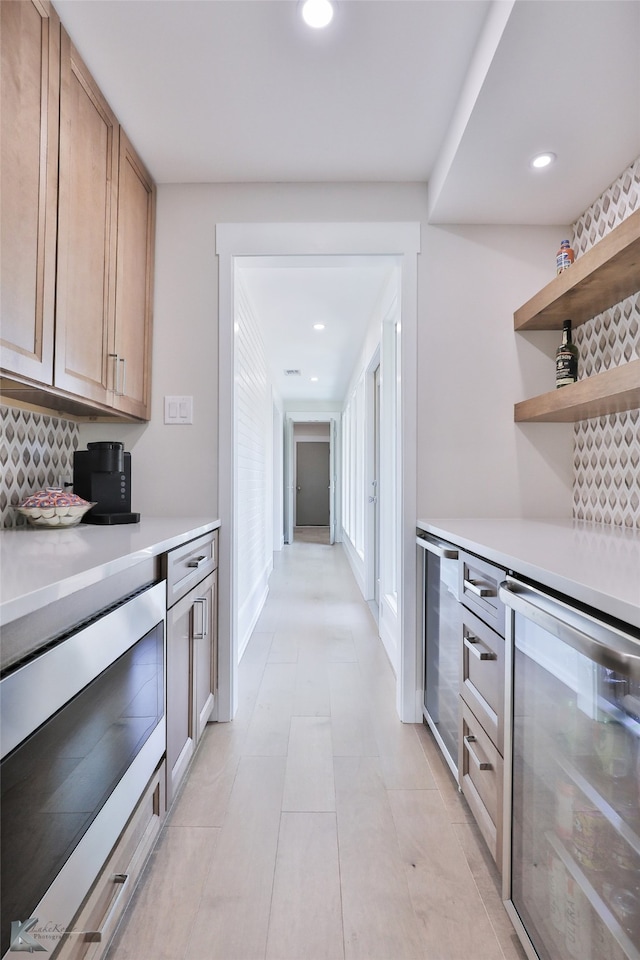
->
165;531;218;804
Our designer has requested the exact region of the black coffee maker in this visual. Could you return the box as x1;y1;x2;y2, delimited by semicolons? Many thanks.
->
73;441;140;524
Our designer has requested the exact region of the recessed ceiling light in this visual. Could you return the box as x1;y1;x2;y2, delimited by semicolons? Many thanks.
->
310;376;319;382
530;152;557;170
313;323;325;331
301;0;334;29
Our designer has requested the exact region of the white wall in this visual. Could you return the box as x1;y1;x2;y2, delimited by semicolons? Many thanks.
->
417;222;574;519
234;276;273;658
272;398;284;551
80;182;573;524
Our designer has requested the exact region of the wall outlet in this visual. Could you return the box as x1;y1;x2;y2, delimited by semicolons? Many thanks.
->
164;396;193;424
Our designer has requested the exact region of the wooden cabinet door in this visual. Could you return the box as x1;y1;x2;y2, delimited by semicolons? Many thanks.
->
112;131;155;420
0;0;59;383
54;28;118;406
193;570;217;740
166;569;217;804
166;589;196;804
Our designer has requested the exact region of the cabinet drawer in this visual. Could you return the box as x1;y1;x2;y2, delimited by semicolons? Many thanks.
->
460;607;504;754
57;763;165;960
459;701;503;869
165;530;217;607
459;551;506;636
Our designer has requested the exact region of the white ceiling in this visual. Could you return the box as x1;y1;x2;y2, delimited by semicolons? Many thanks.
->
239;257;395;401
54;0;640;404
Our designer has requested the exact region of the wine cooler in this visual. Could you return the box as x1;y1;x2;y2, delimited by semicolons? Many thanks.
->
501;578;640;960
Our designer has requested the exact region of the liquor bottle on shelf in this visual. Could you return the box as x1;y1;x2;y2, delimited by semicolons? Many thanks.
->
556;320;578;388
557;239;575;274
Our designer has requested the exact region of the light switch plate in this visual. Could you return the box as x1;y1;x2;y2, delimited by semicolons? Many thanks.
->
164;395;193;424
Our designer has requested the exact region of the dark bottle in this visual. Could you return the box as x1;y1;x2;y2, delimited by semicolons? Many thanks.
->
556;319;578;387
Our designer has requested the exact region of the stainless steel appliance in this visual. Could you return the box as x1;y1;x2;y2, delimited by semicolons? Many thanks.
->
73;441;140;524
417;533;461;777
501;577;640;960
0;581;165;957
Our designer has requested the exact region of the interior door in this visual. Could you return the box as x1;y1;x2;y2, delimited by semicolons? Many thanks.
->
296;442;330;525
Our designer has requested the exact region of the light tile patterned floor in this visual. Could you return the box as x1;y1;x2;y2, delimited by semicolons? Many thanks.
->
106;539;526;960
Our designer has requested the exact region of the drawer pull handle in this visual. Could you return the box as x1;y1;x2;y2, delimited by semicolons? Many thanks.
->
464;635;495;661
187;555;207;568
464;578;495;598
464;735;492;771
84;873;129;942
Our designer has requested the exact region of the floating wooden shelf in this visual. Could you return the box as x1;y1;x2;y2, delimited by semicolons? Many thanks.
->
514;207;640;331
514;359;640;422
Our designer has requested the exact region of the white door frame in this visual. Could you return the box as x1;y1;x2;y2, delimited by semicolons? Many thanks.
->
287;412;339;544
284;416;295;545
216;222;420;723
364;345;381;604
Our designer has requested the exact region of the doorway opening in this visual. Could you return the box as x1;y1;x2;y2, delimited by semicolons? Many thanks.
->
294;422;330;543
216;222;420;724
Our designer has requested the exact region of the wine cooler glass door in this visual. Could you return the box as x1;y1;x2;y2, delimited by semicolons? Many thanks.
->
502;579;640;960
419;535;461;778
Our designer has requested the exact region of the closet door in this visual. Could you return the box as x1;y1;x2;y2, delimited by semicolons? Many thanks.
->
54;28;118;407
0;0;59;384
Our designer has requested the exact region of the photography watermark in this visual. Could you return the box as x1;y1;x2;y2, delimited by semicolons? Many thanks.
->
9;919;47;953
9;919;87;953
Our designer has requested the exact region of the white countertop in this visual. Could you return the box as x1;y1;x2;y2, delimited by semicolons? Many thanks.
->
416;518;640;629
0;517;220;626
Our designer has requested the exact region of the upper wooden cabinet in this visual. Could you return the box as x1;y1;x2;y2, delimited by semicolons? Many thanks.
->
0;0;60;384
112;131;155;420
54;29;119;408
0;11;155;422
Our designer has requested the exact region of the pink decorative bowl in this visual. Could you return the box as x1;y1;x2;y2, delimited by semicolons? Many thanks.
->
16;488;95;528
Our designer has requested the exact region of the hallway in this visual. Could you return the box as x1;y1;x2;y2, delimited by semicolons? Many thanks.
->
106;540;526;960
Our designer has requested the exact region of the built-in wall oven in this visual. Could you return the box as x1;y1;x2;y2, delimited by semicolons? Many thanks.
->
417;533;461;778
1;579;166;957
501;577;640;960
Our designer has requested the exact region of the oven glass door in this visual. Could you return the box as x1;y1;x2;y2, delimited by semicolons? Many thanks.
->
1;622;164;957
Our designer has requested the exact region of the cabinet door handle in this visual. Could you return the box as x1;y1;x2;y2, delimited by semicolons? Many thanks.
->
119;356;126;397
464;634;495;661
415;535;458;559
192;597;208;640
109;353;120;394
84;873;129;942
464;735;492;770
464;578;495;598
187;555;207;568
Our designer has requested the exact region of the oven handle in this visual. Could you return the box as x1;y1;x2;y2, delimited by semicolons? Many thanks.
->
85;873;130;943
416;534;458;560
499;578;640;677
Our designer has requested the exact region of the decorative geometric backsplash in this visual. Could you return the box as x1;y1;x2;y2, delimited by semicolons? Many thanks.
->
573;410;640;528
572;157;639;256
571;157;640;528
0;404;79;528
